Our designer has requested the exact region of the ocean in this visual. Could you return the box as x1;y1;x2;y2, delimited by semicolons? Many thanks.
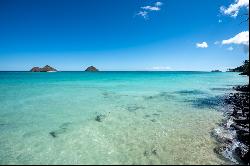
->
0;71;248;164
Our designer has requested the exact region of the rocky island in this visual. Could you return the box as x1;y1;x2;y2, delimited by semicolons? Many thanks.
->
30;65;57;72
85;66;99;72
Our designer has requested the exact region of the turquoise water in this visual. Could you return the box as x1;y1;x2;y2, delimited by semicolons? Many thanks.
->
0;71;248;165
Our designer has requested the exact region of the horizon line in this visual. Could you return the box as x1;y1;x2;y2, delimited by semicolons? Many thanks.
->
0;70;229;72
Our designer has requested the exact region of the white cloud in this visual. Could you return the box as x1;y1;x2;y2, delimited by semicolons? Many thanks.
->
220;0;249;17
227;46;234;51
222;31;249;45
155;2;163;6
196;42;208;48
137;1;163;19
218;19;222;23
137;11;149;19
151;66;171;70
141;6;160;11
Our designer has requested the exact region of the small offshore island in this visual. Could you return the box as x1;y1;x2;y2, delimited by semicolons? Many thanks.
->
30;65;57;72
30;65;99;72
85;66;99;72
211;70;222;72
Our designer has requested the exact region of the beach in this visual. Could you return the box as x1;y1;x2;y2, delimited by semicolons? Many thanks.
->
0;71;248;164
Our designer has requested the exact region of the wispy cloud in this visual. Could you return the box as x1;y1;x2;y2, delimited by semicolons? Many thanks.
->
227;46;234;51
220;0;249;17
141;6;160;11
151;66;171;71
136;1;163;19
218;19;222;23
196;42;208;48
136;11;149;19
222;31;249;45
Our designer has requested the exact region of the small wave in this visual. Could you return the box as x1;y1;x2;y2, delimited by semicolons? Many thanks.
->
212;116;249;164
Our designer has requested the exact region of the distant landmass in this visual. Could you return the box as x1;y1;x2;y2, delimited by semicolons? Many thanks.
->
211;70;222;72
227;60;249;76
85;66;99;72
30;65;57;72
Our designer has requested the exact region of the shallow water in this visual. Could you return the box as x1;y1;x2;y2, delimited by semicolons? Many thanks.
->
0;71;248;164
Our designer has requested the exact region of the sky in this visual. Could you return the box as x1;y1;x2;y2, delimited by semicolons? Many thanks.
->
0;0;249;71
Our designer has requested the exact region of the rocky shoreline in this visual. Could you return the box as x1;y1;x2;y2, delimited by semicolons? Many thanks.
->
213;85;249;164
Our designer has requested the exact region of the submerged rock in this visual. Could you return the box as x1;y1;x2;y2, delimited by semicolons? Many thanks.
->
85;66;99;72
49;122;71;138
143;150;150;157
151;119;157;122
176;89;207;95
126;105;145;112
49;131;57;138
151;148;157;155
143;148;158;157
210;87;230;91
95;114;106;122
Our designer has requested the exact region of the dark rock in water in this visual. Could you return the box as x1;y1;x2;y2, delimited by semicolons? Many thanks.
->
233;85;249;92
49;128;67;138
49;131;57;138
151;119;157;122
147;96;154;99
151;148;157;155
49;122;71;138
189;96;224;110
213;145;227;155
176;90;207;95
144;92;175;101
126;105;145;112
235;148;249;164
213;84;249;164
85;66;99;72
236;130;249;144
210;87;230;91
95;114;106;122
143;148;158;157
30;65;57;72
143;150;150;157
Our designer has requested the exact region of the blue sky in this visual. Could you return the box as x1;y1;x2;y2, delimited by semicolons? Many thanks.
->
0;0;249;71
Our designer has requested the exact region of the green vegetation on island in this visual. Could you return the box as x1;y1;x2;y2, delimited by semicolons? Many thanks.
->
227;60;249;76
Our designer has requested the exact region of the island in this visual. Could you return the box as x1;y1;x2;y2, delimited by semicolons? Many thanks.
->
211;70;222;72
227;60;249;76
85;66;99;72
30;65;57;72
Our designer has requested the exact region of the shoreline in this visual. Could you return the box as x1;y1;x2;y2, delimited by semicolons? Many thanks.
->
213;85;249;164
